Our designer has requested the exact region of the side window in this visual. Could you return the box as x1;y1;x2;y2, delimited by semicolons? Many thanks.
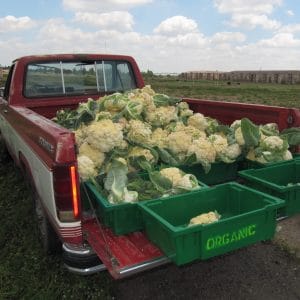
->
3;64;15;100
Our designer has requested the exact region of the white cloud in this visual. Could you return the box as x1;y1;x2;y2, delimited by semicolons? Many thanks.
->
166;32;206;47
278;23;300;34
214;0;282;15
214;0;282;30
0;15;36;33
286;10;294;17
74;11;134;31
211;32;246;44
154;16;198;36
258;33;300;48
231;13;281;30
63;0;152;12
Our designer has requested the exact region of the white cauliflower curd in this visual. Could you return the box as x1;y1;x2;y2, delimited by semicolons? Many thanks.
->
187;137;216;164
77;155;97;181
145;105;178;126
86;119;123;153
187;113;208;131
79;142;105;169
126;119;152;145
189;211;220;226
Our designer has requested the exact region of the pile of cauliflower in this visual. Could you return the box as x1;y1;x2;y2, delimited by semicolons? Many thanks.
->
53;85;297;203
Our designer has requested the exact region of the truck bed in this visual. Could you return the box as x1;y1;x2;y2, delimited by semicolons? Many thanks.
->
81;99;300;278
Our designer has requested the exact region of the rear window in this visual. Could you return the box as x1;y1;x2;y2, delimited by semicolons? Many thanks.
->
24;60;137;98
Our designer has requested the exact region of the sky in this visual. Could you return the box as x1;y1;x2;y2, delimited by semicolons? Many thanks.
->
1;0;300;72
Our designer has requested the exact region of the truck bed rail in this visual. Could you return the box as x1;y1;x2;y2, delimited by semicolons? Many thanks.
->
184;98;299;130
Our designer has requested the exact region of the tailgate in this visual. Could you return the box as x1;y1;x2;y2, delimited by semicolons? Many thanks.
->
82;219;169;279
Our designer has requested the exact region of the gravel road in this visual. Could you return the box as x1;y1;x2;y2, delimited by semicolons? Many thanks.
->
112;217;300;300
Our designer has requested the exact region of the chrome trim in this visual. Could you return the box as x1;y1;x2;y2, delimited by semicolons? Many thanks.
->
277;216;288;221
64;254;170;277
117;256;170;279
64;263;107;275
62;242;95;256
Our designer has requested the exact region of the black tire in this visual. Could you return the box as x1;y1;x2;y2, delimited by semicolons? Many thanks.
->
0;134;10;164
34;192;61;255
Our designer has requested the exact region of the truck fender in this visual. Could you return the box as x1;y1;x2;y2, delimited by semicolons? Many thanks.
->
18;151;61;254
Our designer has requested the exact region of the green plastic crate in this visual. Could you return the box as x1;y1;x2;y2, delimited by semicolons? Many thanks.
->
239;154;300;170
84;181;143;235
239;160;300;217
180;161;239;185
84;175;209;236
138;182;283;266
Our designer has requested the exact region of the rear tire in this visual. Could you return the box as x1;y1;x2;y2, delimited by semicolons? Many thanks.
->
0;134;10;163
34;193;61;254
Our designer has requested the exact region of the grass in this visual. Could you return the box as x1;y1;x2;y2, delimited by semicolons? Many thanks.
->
144;76;300;108
0;160;114;299
0;78;299;299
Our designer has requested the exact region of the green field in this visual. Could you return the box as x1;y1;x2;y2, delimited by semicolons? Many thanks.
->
0;78;299;299
145;76;300;108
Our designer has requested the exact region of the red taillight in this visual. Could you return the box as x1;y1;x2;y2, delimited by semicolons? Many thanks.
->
53;164;81;222
70;165;79;218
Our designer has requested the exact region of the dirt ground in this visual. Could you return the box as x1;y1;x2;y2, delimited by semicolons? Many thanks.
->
112;215;300;300
274;215;300;259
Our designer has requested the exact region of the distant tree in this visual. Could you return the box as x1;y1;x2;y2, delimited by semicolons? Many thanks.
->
142;70;154;78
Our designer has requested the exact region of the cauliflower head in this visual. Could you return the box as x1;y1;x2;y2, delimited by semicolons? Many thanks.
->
95;111;112;121
283;150;293;160
101;93;128;112
260;136;285;151
86;119;123;153
172;122;206;140
151;128;169;148
128;146;155;163
189;211;220;226
142;85;156;96
73;125;88;147
230;120;241;130
126;119;152;145
77;155;97;181
187;137;216;164
160;167;183;186
177;101;193;118
158;167;200;192
234;127;245;146
145;105;178;127
167;131;192;154
187;113;208;131
221;143;242;161
79;142;105;169
209;134;228;155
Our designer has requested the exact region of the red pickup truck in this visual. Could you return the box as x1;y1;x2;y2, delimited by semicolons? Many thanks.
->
0;54;299;279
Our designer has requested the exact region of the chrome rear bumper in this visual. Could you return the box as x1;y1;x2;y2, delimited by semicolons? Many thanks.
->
62;242;170;277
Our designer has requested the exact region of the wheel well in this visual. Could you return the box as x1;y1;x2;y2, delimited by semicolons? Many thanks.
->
18;152;62;248
19;152;34;186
